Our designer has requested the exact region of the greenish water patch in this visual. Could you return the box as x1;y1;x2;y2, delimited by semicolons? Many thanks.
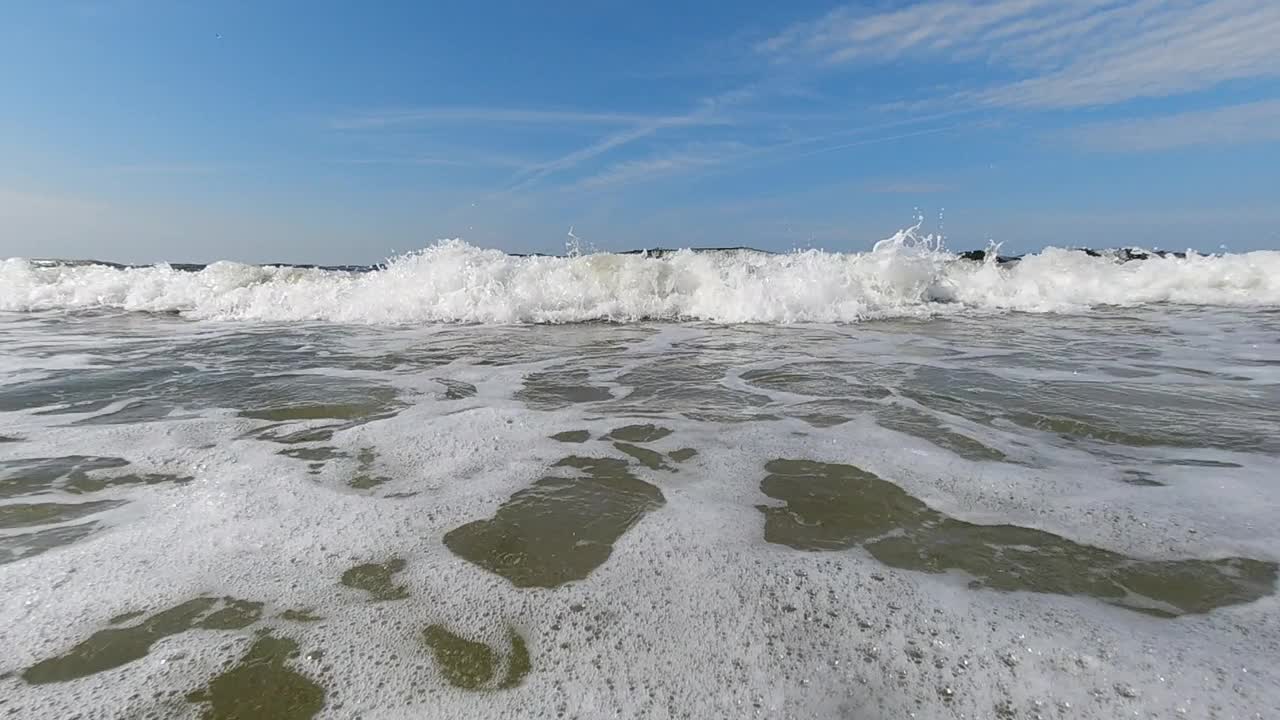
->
515;368;613;410
1153;458;1244;469
256;426;336;445
279;608;323;622
605;424;672;443
187;632;324;720
668;448;698;463
613;442;671;471
876;405;1008;463
278;446;345;475
1120;470;1165;487
785;398;877;429
0;455;131;499
435;378;478;400
1008;411;1175;447
608;359;775;423
239;385;402;471
499;629;531;689
349;447;390;489
244;403;372;421
795;412;852;428
348;475;386;490
65;472;193;494
758;459;1277;616
22;596;263;684
787;397;1010;463
443;456;665;588
551;430;591;443
900;365;1277;453
279;447;345;462
72;400;191;426
0;523;100;565
0;366;193;416
201;599;266;630
1135;363;1253;381
740;364;892;400
422;625;495;689
109;610;146;625
341;558;409;601
0;499;124;529
422;625;531;691
240;389;398;422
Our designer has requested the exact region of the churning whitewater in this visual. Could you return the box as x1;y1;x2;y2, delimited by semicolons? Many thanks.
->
3;228;1278;323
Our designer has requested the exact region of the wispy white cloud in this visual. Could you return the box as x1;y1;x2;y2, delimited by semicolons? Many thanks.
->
563;112;975;193
332;152;535;170
503;88;756;192
325;96;747;198
561;119;972;194
986;2;1280;108
331;107;675;130
1064;99;1280;151
322;1;1279;203
784;123;966;162
511;124;678;187
572;143;748;191
760;0;1116;66
761;0;1280;108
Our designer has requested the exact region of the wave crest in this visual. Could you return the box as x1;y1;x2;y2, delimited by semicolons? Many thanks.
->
3;229;1278;323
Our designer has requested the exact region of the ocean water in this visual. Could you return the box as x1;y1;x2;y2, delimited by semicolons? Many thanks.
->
1;238;1279;719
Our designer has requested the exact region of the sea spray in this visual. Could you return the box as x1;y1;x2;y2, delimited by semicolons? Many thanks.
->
3;227;1278;322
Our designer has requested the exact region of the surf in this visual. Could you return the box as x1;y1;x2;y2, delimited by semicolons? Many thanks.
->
3;226;1278;323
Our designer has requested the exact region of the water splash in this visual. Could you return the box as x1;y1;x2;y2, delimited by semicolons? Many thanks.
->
2;226;1278;323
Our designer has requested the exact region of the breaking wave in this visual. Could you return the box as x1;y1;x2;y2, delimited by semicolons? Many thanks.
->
3;228;1278;323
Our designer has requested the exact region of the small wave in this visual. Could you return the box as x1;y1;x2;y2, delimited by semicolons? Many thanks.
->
3;227;1278;323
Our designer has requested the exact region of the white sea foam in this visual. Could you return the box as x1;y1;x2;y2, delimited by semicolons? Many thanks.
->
3;228;1278;323
2;317;1279;718
2;398;1277;719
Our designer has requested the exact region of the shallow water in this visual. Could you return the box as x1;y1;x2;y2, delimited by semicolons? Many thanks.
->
1;307;1278;719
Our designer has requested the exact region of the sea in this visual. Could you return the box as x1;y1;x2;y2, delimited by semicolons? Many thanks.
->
2;230;1279;719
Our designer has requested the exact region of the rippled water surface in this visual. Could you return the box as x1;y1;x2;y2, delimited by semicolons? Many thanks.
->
1;308;1278;719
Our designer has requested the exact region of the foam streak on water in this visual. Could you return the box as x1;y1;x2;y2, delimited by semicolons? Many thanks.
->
3;231;1279;323
1;298;1278;718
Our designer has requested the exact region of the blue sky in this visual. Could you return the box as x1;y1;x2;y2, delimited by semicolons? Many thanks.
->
2;0;1278;263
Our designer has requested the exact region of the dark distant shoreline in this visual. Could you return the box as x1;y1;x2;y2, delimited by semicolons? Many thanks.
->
24;246;1193;273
